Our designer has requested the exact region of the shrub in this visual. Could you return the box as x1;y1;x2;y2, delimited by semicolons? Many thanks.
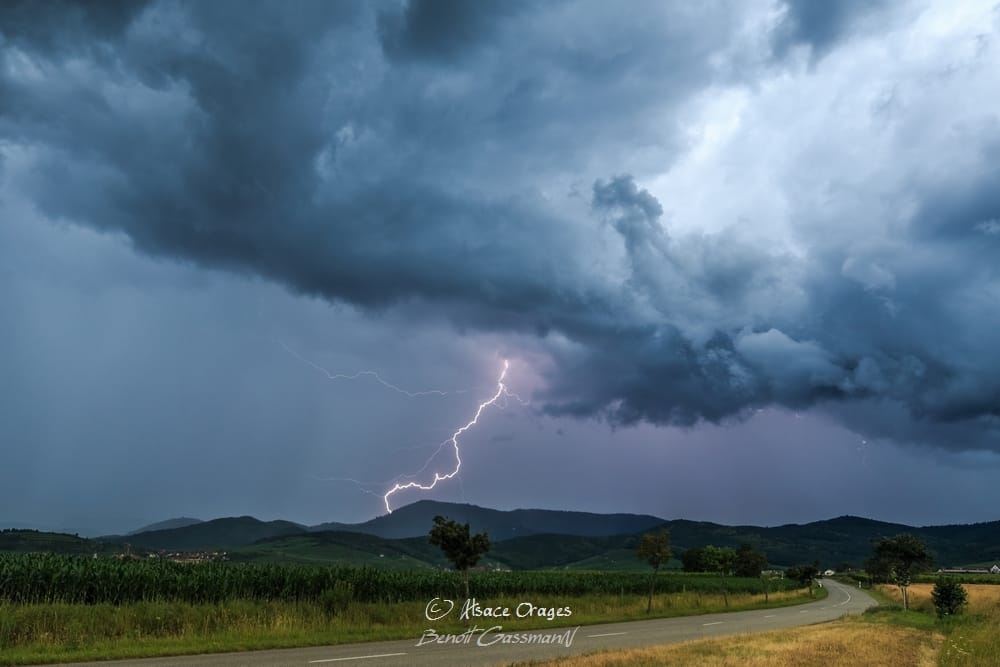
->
931;578;968;618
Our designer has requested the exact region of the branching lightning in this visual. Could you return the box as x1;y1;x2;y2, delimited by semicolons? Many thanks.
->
382;360;512;513
280;342;460;397
280;342;522;514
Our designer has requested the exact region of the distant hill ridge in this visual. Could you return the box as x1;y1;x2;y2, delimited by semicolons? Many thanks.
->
129;517;203;535
62;501;1000;568
102;516;305;551
310;500;668;540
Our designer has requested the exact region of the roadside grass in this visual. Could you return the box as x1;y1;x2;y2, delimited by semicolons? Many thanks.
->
872;583;1000;666
515;621;942;667
0;589;820;665
523;582;1000;667
854;584;940;633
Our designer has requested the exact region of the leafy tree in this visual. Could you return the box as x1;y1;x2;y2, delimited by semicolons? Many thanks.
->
682;545;738;605
636;528;671;613
715;546;737;577
734;543;767;578
931;578;968;618
718;546;738;606
690;545;736;574
699;545;723;573
864;552;892;585
681;545;739;575
684;544;736;607
785;564;818;594
681;547;707;573
428;515;491;598
866;534;932;610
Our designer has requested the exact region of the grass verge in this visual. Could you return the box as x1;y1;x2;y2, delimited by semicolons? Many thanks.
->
871;583;1000;666
522;581;1000;667
514;618;941;667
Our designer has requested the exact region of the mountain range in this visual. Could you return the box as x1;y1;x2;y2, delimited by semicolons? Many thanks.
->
310;500;667;540
4;500;999;570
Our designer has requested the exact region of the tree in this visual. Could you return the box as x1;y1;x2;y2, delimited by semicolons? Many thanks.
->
719;546;737;607
428;515;491;598
715;546;737;577
734;543;767;578
867;534;932;610
681;546;738;574
864;552;892;586
680;544;743;605
931;578;968;618
694;545;735;575
785;564;818;594
636;528;671;613
681;547;707;573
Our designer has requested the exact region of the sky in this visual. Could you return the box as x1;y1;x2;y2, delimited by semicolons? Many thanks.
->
2;0;1000;536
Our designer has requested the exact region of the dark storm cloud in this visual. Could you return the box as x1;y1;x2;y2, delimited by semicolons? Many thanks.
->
1;0;717;311
771;0;888;60
0;0;150;52
3;0;999;455
377;0;526;62
540;177;849;426
908;142;1000;245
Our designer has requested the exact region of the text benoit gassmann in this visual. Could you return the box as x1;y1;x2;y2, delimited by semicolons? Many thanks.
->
418;598;580;648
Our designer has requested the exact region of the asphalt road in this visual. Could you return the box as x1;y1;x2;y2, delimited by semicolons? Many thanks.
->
63;579;875;667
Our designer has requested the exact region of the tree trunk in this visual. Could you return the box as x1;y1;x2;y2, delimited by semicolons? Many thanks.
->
463;569;470;599
645;564;662;613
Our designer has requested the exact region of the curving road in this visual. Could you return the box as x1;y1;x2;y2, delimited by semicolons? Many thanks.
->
63;579;875;667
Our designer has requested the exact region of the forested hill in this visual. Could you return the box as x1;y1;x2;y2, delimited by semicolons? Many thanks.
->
5;502;999;569
311;500;667;540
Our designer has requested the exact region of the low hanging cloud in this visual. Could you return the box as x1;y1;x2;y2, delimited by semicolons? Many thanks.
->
2;0;999;452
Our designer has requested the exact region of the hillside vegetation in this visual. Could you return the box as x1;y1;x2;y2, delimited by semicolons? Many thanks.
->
6;501;1000;570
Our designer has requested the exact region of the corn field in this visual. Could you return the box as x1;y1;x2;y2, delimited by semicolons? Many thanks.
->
0;554;796;605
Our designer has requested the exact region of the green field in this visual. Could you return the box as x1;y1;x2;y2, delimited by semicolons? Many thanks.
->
0;553;816;665
0;553;793;605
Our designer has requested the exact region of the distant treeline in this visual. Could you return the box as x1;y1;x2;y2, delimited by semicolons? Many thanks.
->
0;554;798;605
0;530;122;562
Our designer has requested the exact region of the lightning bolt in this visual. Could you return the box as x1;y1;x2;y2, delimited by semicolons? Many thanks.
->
280;342;522;513
382;359;511;513
280;342;460;397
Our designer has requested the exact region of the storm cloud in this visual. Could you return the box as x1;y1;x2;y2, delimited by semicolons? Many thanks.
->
3;0;999;463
